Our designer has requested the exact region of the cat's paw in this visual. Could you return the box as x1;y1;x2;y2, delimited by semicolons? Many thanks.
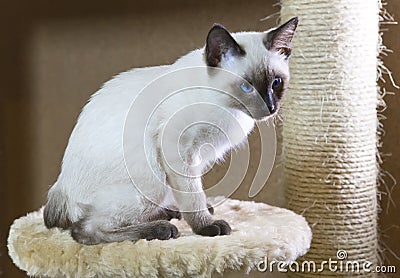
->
164;206;182;220
198;220;231;237
145;221;179;240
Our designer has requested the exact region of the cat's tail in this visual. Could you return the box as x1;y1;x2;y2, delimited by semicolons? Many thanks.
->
43;186;72;229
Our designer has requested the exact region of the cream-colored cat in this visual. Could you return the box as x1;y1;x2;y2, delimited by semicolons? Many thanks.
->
44;18;298;244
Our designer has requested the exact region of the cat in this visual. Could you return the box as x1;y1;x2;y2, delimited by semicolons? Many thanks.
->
43;17;298;244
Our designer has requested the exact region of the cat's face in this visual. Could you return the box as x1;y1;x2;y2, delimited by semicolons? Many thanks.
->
204;18;298;121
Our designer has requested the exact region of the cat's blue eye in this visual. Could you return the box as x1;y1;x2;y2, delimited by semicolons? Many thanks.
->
240;82;254;93
272;77;282;89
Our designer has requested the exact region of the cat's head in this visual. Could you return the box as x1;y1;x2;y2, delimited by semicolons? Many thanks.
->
204;17;298;121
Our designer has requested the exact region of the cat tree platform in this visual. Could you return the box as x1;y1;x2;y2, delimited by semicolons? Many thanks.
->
8;197;311;277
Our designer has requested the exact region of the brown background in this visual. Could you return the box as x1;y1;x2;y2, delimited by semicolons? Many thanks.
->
0;0;398;277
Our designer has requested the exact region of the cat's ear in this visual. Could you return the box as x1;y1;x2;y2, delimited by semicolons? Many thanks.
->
205;24;245;67
264;17;298;58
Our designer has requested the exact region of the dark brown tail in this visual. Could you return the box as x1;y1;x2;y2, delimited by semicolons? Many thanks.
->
43;188;71;229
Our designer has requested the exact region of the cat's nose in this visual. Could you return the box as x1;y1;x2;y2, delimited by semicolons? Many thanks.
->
267;102;276;114
266;89;276;114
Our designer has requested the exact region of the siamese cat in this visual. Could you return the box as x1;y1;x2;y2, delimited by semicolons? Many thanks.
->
44;17;298;245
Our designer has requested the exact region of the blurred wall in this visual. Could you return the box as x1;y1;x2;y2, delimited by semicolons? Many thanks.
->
0;0;398;277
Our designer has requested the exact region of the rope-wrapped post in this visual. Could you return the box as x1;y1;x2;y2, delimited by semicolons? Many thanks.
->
281;0;380;276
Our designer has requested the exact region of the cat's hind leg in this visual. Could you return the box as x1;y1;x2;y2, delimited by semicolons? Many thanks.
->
68;186;180;245
70;210;179;245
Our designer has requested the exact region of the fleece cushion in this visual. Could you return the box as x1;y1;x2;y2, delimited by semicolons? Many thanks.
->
8;197;311;277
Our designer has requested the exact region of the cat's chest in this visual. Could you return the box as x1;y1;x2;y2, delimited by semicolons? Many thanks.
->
185;110;255;159
154;96;255;166
212;112;254;148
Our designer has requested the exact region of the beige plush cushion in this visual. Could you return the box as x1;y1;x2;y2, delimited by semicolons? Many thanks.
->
8;197;311;277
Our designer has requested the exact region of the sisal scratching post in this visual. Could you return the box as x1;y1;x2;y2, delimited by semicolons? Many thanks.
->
282;0;380;276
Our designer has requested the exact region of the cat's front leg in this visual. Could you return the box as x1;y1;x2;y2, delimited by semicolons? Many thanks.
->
165;172;231;237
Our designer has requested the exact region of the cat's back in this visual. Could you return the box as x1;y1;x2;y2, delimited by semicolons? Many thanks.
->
63;65;170;167
75;64;170;126
92;65;170;104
